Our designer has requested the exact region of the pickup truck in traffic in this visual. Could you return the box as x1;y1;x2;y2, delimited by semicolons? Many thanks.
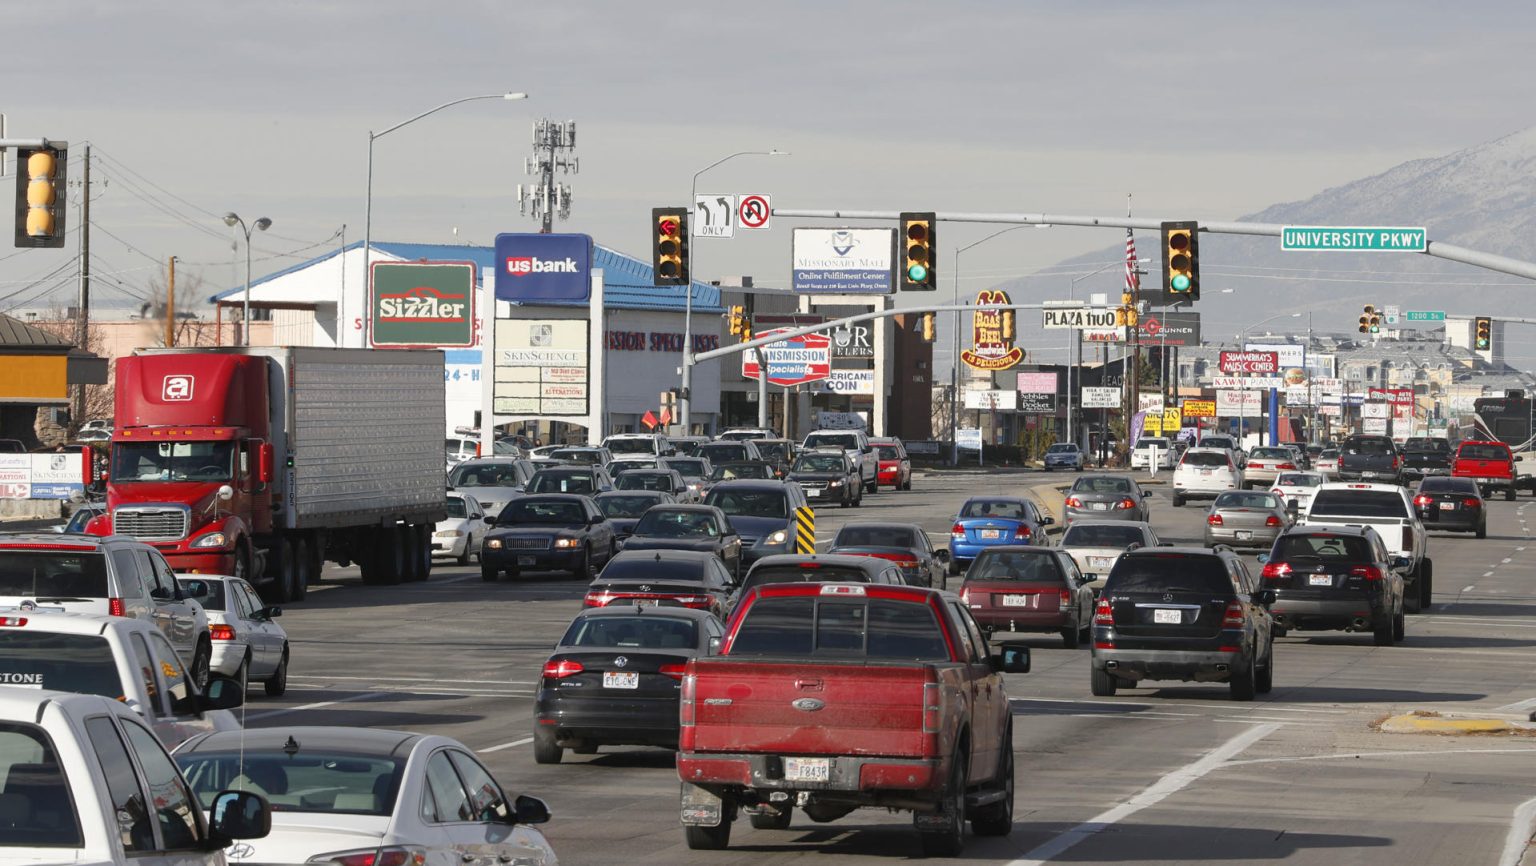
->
1453;439;1517;501
1401;436;1454;482
1298;482;1433;613
801;429;878;494
1337;435;1403;483
676;582;1031;856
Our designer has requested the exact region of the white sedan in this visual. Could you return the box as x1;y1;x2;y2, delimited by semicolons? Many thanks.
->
1270;471;1325;518
175;726;558;866
435;492;488;565
177;575;290;696
1057;520;1159;594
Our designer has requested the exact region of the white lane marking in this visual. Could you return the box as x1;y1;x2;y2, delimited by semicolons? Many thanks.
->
290;675;536;685
1008;723;1280;866
1494;697;1536;714
1501;795;1536;866
1016;696;1348;715
1465;585;1479;592
1485;572;1496;578
1518;547;1527;552
1502;558;1514;564
246;691;388;721
480;737;534;753
1227;747;1536;768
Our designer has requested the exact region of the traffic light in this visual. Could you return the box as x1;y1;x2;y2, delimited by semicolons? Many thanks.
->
1000;309;1015;341
899;212;937;290
651;207;689;286
1475;316;1492;350
726;305;745;336
1160;220;1199;299
919;311;935;342
14;145;67;249
1358;305;1374;334
740;315;753;342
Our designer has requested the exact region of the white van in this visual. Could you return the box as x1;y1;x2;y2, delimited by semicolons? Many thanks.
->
603;433;673;464
1171;447;1244;507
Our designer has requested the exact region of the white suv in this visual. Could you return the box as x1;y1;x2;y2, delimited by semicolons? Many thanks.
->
1172;447;1244;507
1130;437;1176;470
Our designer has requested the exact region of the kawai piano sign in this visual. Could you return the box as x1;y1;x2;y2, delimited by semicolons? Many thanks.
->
741;329;833;387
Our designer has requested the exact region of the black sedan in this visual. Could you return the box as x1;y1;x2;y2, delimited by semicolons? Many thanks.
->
594;490;675;542
788;450;862;508
481;494;616;581
618;504;742;576
583;549;736;617
725;553;908;614
1414;476;1487;537
533;605;725;763
827;521;948;588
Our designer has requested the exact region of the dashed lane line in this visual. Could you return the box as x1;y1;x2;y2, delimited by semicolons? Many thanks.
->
480;737;534;753
245;691;388;721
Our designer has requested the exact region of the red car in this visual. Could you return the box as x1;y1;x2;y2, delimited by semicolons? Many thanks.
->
1452;440;1516;501
870;438;912;490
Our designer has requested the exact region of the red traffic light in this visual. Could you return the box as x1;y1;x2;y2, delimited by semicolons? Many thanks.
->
658;218;679;236
906;223;928;242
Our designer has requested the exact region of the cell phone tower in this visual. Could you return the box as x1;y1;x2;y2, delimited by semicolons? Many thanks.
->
518;119;578;233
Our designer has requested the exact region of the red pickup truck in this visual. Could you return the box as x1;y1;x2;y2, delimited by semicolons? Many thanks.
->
676;582;1031;856
1453;440;1516;501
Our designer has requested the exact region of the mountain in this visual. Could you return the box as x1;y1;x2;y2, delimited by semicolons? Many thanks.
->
997;126;1536;348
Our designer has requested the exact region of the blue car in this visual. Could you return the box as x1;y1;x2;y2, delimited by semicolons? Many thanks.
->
948;496;1052;575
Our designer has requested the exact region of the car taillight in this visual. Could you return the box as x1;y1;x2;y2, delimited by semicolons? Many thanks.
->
659;663;687;680
0;617;27;627
922;682;942;733
1094;597;1114;625
582;592;607;607
108;598;125;617
680;674;697;727
209;624;235;641
541;659;584;680
1350;565;1384;581
1413;494;1432;507
1116;498;1137;510
958;587;970;603
1059;589;1072;606
1207;513;1224;526
1261;562;1291;580
673;596;714;610
314;848;426;866
1463;498;1481;509
1064;497;1083;508
1265;515;1282;527
1014;525;1033;540
951;523;964;539
1393;456;1402;469
1223;601;1245;628
1402;526;1413;553
1278;463;1296;470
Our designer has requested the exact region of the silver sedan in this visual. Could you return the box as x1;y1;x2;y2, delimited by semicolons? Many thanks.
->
1063;474;1150;524
1203;490;1292;549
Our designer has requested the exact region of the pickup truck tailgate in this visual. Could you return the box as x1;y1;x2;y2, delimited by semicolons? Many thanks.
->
685;659;935;757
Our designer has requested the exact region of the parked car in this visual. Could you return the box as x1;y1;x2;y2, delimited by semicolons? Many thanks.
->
594;490;675;542
1414;476;1488;537
582;549;735;617
0;534;213;686
446;457;535;519
1453;439;1517;501
1338;434;1403;483
176;574;290;695
1064;474;1150;524
960;546;1097;647
1258;525;1406;645
1057;520;1159;593
1269;471;1325;519
827;521;947;588
1242;446;1302;489
618;504;743;577
525;465;614;496
433;492;487;565
534;605;725;762
725;553;907;613
176;727;558;866
788;449;863;508
1171;447;1244;507
801;429;878;493
1042;442;1085;471
51;502;106;534
1090;546;1276;700
481;494;617;581
948;496;1052;574
1129;437;1176;471
1204;490;1291;550
702;480;809;566
870;438;913;489
0;688;268;866
614;468;695;502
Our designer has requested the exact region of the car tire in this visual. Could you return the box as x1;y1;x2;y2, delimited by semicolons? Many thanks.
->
970;731;1014;837
234;653;250;692
902;479;912;491
1060;625;1081;649
1419;560;1434;610
264;647;288;697
1404;582;1422;614
1393;609;1406;642
1507;488;1517;502
685;820;733;851
1373;614;1393;646
947;557;962;576
1255;639;1274;694
1229;650;1257;701
190;638;212;690
1090;666;1118;697
456;543;471;567
481;564;499;582
1078;623;1092;646
841;489;852;509
1172;494;1185;508
572;546;592;580
1477;521;1487;539
533;728;563;765
749;807;793;830
918;745;967;857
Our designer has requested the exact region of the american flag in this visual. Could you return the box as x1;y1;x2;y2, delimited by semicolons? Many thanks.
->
1124;228;1140;292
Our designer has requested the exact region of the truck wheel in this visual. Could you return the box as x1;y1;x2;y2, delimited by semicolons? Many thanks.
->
748;807;792;830
532;728;563;765
290;537;311;601
684;821;732;851
264;647;289;697
1403;582;1422;614
1090;666;1118;697
1419;560;1434;610
378;527;406;586
408;525;431;582
1507;488;1517;502
918;749;967;857
1229;650;1257;701
1060;625;1081;649
971;737;1013;837
231;541;253;585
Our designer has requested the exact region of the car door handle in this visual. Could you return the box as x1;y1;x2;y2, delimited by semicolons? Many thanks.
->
461;855;477;864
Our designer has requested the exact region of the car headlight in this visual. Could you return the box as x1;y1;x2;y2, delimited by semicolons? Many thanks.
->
435;529;464;538
486;538;504;550
765;529;788;545
828;479;843;487
190;532;227;549
553;537;580;549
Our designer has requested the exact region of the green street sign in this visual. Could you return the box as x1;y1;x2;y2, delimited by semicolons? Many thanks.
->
370;261;476;348
1280;226;1426;252
1404;310;1446;321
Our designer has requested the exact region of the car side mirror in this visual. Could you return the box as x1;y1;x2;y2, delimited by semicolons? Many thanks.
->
199;675;245;712
207;790;270;846
513;794;552;826
1256;589;1278;606
708;636;723;654
263;606;283;619
1256;553;1270;564
1390;555;1412;572
589;515;605;524
484;515;496;523
993;643;1031;674
935;549;951;562
1039;516;1054;526
149;586;170;600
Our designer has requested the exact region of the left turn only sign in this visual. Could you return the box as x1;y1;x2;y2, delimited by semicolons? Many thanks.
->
694;194;736;238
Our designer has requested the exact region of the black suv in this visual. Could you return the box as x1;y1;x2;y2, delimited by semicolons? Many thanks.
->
1258;526;1406;646
787;449;862;508
1090;546;1276;701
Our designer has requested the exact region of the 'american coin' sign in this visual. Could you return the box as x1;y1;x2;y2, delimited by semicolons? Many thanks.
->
370;261;476;349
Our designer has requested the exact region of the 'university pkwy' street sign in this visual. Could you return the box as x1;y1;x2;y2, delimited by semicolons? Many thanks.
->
1281;226;1427;252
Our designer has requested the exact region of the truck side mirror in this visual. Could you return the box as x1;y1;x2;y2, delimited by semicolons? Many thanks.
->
257;443;275;484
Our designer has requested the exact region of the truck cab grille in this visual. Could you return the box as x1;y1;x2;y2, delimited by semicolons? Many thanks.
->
113;506;190;541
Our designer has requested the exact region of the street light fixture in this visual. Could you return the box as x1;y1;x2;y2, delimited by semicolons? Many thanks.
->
679;149;789;431
946;225;1033;464
1066;258;1148;455
224;212;272;346
359;91;529;346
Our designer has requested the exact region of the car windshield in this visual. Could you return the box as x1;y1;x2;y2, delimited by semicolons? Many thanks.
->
710;464;771;481
0;723;82;847
876;445;902;460
1275;473;1321;488
968;552;1064;583
741;565;874;590
62;508;100;534
705;489;787;519
1200;437;1235;449
1072;477;1134;494
444;497;469;518
1215;492;1281;509
1320;449;1339;459
606;439;657;455
729;597;948;660
1459;444;1510;461
176;578;227;611
665;459;707;476
833;526;916;548
794;455;845;473
597;495;659;518
634;510;718;538
960;499;1028;519
1251;448;1292;460
498;499;586;525
616;473;672;492
447;463;524;488
1046;444;1078;454
112;440;235;483
1182;451;1230;468
1062;524;1146;549
0;551;108;598
804;434;860;451
701;444;749;463
1104;554;1233;595
559;616;698;649
178;751;404;816
550;449;601;464
526;472;595;494
1272;533;1374;561
757;442;791;462
0;633;122;698
1308;490;1409;519
1134;439;1169;450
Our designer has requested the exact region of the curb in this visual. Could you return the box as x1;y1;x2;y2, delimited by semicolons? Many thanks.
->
1378;711;1536;736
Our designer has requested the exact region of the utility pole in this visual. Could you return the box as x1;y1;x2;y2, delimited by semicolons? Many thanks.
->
165;256;176;347
518;119;577;233
72;145;91;426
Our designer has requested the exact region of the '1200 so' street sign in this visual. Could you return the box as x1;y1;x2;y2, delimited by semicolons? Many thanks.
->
370;261;477;349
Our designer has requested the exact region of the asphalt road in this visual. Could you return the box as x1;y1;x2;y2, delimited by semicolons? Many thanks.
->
240;469;1536;866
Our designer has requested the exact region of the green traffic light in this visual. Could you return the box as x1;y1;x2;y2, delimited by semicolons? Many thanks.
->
1171;274;1190;292
907;264;928;283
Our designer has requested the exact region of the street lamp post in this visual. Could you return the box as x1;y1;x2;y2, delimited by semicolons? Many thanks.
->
223;213;272;346
679;149;788;433
950;226;1031;464
1068;258;1147;456
360;92;528;347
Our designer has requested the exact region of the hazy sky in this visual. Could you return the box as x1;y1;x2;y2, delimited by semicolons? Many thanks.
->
3;0;1532;351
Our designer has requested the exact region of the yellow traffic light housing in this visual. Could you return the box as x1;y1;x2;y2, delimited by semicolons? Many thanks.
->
651;206;689;286
14;144;67;249
919;311;936;342
726;305;744;336
1474;316;1492;350
1160;220;1199;299
1000;310;1015;341
899;212;937;290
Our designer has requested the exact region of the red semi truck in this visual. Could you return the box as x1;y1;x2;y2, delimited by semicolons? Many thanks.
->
88;347;446;602
676;582;1031;856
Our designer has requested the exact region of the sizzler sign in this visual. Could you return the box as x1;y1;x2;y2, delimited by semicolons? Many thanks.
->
370;261;476;349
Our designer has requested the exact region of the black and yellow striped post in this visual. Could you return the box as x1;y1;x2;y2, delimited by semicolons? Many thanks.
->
794;506;816;554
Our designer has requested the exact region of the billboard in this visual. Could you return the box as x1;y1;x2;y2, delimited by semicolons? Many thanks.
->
1244;343;1305;369
961;290;1024;371
1080;387;1120;409
1138;311;1201;346
369;261;476;348
493;233;594;303
964;389;1017;411
742;329;832;386
0;452;86;500
1216;390;1263;414
830;323;875;359
1219;351;1280;374
807;369;874;395
791;228;895;294
493;319;589;417
1181;399;1216;419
